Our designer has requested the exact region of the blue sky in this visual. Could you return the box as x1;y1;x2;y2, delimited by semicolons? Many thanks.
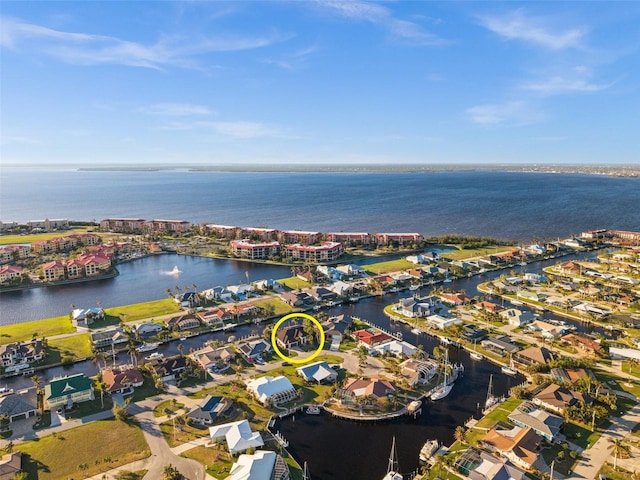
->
2;1;639;165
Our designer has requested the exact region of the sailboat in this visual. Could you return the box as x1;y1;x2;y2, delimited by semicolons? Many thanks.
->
501;357;517;376
469;340;484;361
382;436;403;480
302;461;310;480
430;350;454;401
484;374;498;410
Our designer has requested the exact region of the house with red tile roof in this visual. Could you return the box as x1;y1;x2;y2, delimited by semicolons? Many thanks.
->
102;366;144;395
78;254;111;276
341;377;396;399
325;232;372;245
374;233;423;245
231;240;281;260
285;242;343;262
0;265;23;284
439;292;471;305
352;329;392;347
481;426;541;470
278;230;321;245
65;259;85;279
41;261;66;282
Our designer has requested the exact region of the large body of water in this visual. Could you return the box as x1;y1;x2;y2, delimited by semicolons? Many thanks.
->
1;168;639;240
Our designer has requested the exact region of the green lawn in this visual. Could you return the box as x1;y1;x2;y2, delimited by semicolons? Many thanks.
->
441;246;516;261
599;463;637;480
16;419;150;480
276;277;312;290
181;445;234;479
153;399;185;418
105;298;182;322
160;418;210;448
465;398;523;446
252;297;295;316
540;443;579;476
0;315;75;343
0;228;92;245
64;395;114;420
363;258;415;274
45;333;93;364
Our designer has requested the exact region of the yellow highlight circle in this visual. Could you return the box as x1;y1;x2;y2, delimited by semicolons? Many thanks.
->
270;313;325;364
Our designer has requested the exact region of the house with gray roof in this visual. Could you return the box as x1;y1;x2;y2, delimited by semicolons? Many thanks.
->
187;395;232;425
508;402;563;442
297;361;338;384
0;393;37;423
90;327;128;348
239;339;271;361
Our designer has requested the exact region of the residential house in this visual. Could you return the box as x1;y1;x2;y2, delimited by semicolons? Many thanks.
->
253;279;282;291
406;254;430;264
508;402;563;442
527;320;563;339
335;264;366;276
439;292;471;306
370;340;417;358
245;376;297;406
561;333;602;353
395;297;433;318
44;374;94;409
175;291;199;308
426;314;463;330
276;325;308;350
166;314;201;331
0;393;37;423
209;419;265;454
480;336;520;356
136;322;163;338
481;426;541;471
202;286;225;301
147;355;187;383
187;395;232;425
71;307;105;327
340;377;396;400
198;307;232;327
227;450;291;480
329;280;352;296
517;290;545;302
239;339;271;361
190;345;236;373
499;308;535;327
0;340;44;371
513;347;555;367
306;287;338;303
399;358;439;386
297;361;338;384
352;329;392;347
532;384;591;415
459;449;527;480
90;327;128;349
102;366;144;395
0;452;23;480
524;273;546;284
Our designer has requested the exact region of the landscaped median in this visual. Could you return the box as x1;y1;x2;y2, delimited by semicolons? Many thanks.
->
14;418;150;480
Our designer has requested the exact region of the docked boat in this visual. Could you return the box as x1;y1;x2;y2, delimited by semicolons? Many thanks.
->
136;342;159;353
430;383;453;401
222;324;235;331
227;336;237;343
431;350;455;401
407;400;422;414
179;336;187;341
501;360;517;376
409;285;419;291
145;352;164;361
411;328;421;335
419;439;440;463
382;436;403;480
306;405;321;415
484;374;499;410
470;351;484;361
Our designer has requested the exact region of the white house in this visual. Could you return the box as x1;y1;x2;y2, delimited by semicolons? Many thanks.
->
296;361;338;383
245;376;297;406
228;450;290;480
499;308;535;327
209;419;264;454
426;315;462;330
370;340;417;357
335;264;365;276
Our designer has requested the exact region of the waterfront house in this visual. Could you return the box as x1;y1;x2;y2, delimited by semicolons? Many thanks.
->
227;450;291;480
0;265;22;284
406;254;430;264
561;333;602;353
71;307;105;327
517;290;545;302
0;340;44;370
102;366;144;395
253;279;282;291
480;426;541;471
395;297;432;318
245;376;297;406
335;264;366;276
499;308;535;327
147;355;187;383
352;329;392;347
44;374;94;409
136;322;163;337
187;395;232;425
457;448;527;480
276;325;308;350
532;384;591;415
475;301;503;313
190;345;235;373
329;280;352;296
239;339;271;361
526;320;563;339
523;273;546;284
90;327;128;348
341;377;396;400
426;314;463;330
209;419;265;454
306;287;338;303
165;313;201;331
508;402;563;443
175;291;199;308
0;393;37;423
297;361;338;384
370;339;417;358
439;292;471;306
400;358;439;386
513;347;555;367
202;286;225;301
480;336;519;356
198;307;232;327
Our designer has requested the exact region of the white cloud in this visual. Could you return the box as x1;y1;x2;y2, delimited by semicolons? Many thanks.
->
466;101;543;126
478;9;585;50
316;1;448;46
0;16;289;69
140;103;214;116
204;121;280;138
520;76;612;95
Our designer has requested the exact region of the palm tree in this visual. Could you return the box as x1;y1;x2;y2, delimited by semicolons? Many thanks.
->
609;438;631;470
454;425;466;444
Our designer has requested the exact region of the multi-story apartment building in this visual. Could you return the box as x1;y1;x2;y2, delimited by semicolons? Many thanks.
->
231;240;281;260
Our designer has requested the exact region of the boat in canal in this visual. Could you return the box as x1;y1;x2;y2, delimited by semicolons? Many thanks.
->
382;436;403;480
306;405;321;415
144;352;164;361
419;439;440;463
136;342;159;353
501;358;517;376
470;340;484;360
484;374;499;410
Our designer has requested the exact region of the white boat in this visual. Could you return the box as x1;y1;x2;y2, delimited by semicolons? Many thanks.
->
443;278;452;283
430;383;453;401
419;439;440;463
431;349;455;401
484;374;499;410
411;328;421;335
510;299;523;306
470;341;483;360
222;324;235;331
136;342;159;353
349;296;360;303
145;352;164;361
179;336;187;341
306;405;321;414
409;285;419;291
502;360;517;376
227;336;237;343
382;436;403;480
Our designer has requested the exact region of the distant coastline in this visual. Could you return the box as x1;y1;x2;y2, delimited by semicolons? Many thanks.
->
3;162;640;177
